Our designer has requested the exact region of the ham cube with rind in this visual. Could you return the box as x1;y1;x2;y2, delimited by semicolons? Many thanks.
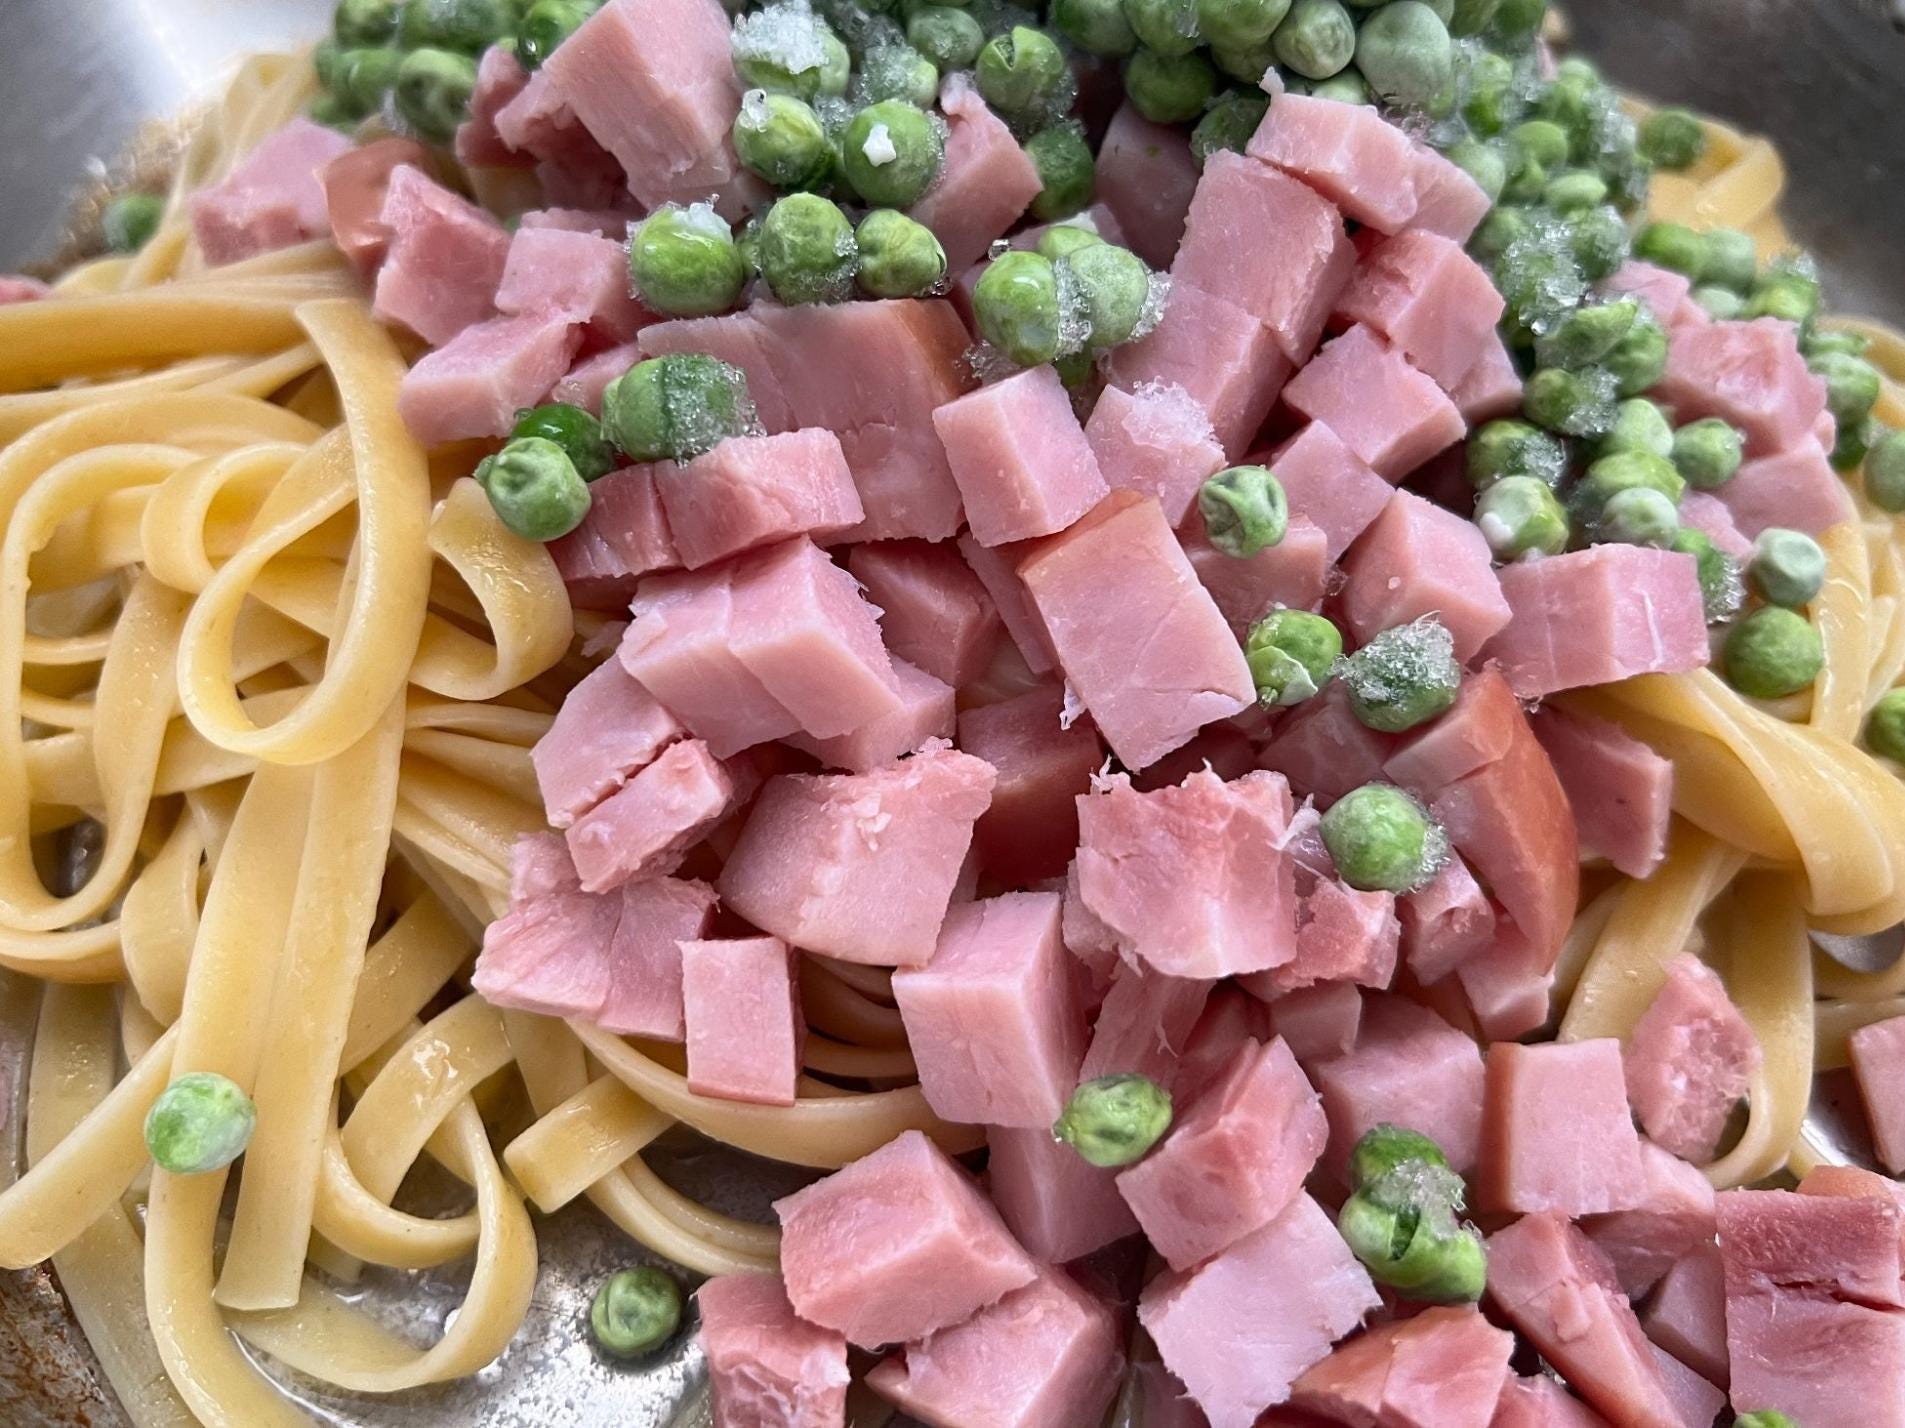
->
531;657;685;828
1086;383;1228;528
1263;422;1395;562
907;75;1043;274
1289;1307;1515;1428
397;312;583;445
1107;283;1294;459
1311;993;1485;1177
190;118;353;266
654;429;863;570
933;366;1110;546
1477;1040;1646;1216
1622;955;1761;1163
1335;230;1506;389
774;1129;1037;1349
1340;491;1511;663
848;539;1003;688
697;1273;849;1428
1097;103;1200;270
549;465;680;612
1284;327;1466;482
681;936;802;1106
1246;93;1420;234
958;684;1103;886
372;166;510;345
782;658;953;774
986;1124;1140;1265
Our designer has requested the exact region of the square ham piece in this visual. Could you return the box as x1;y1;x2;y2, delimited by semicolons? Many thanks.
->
697;1273;849;1428
680;935;802;1106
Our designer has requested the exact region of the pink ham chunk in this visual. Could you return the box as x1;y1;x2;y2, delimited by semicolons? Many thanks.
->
455;46;532;168
1117;1037;1327;1271
1532;705;1673;879
1174;152;1355;365
1409;145;1493;244
1723;1287;1905;1428
1581;1139;1718;1298
1851;1014;1905;1174
784;658;953;773
1258;683;1398;806
0;276;49;304
654;429;863;569
1603;261;1700;332
1289;1307;1515;1428
1642;1244;1729;1389
1140;1193;1380;1428
934;366;1110;546
892;892;1088;1128
681;935;802;1106
1623;955;1761;1163
397;312;582;445
1721;1187;1905;1309
1486;1215;1684;1428
1483;545;1710;699
959;535;1058;674
1455;925;1556;1043
372;166;510;346
552;341;638;416
1312;993;1485;1177
531;656;684;827
1719;438;1855;538
539;0;742;209
1243;876;1399;999
189;118;352;265
987;1124;1140;1264
1398;853;1496;986
1074;769;1297;979
1246;93;1420;234
1107;283;1294;458
508;831;579;905
848;539;1002;688
1097;103;1200;270
1077;962;1214;1089
1267;981;1364;1065
1336;231;1506;389
1019;492;1255;769
565;739;749;892
1655;317;1828;456
1383;665;1525;800
597;877;720;1039
698;1273;849;1428
718;742;995;966
1477;1040;1645;1216
1340;491;1511;662
1181;514;1331;636
774;1129;1037;1348
866;1265;1123;1428
1489;1377;1616;1428
907;75;1043;273
1285;327;1466;482
494;225;649;343
1173;986;1272;1103
1648;1350;1725;1428
319;137;431;276
519;207;632;236
1085;383;1228;527
958;684;1102;886
1677;490;1751;565
549;464;680;611
1449;334;1525;425
1263;422;1394;562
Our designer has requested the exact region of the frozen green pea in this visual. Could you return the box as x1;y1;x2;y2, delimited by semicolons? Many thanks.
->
331;47;404;117
1832;414;1879;473
1125;46;1218;122
1446;0;1501;34
1308;66;1371;104
1198;0;1291;52
1867;430;1905;514
1340;618;1462;735
1672;418;1745;491
1320;782;1444;892
1803;326;1870;361
1054;1073;1174;1166
314;37;347;95
977;26;1070;115
1493;224;1588;336
1746;261;1820;325
1198;465;1288;558
1535;298;1640;371
1460;48;1516;136
1632;221;1707;279
1523;365;1620;439
1748;528;1827;609
840;100;944;207
907;4;986;68
511;402;614;481
1812;350;1883;436
1672;527;1745;625
144;1072;256;1175
1567;205;1631;283
975;250;1062;366
400;0;517;53
1723;606;1823;699
476;437;593;541
855;209;947;297
1354;1;1452;109
757;193;858;305
1124;0;1203;58
733;91;836;191
1192;91;1271;168
1731;1416;1799;1428
1692;284;1745;320
1037;222;1105;261
1699;227;1758;293
1469;206;1527;264
1349;1124;1452;1191
518;0;596;69
102;193;165;255
1637;107;1706;171
1053;0;1139;56
1575;449;1686;516
1245;609;1342;707
1491;0;1546;37
855;43;940;106
602;355;758;463
394;47;478;144
1211;35;1280;83
1445;140;1506;203
1467;420;1565;492
1543;169;1608;215
1605;313;1668;396
1025;124;1095;221
335;0;402;46
308;93;357;131
1865;688;1905;763
589;1267;683;1359
1061;241;1154;350
1476;475;1568;560
1508;118;1568;170
1596;485;1679;548
1272;0;1356;80
734;9;851;99
1600;398;1674;460
629;204;746;318
1339;1177;1488;1304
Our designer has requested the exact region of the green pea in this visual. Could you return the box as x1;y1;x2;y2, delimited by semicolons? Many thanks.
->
1731;1415;1799;1428
1692;284;1745;321
1666;422;1741;496
1459;48;1517;136
1498;149;1546;207
602;355;758;463
518;0;596;69
734;9;852;99
1245;609;1342;707
1054;1074;1174;1167
1596;486;1679;548
855;209;947;297
1340;619;1462;735
1125;46;1218;122
1037;221;1106;261
1866;430;1905;514
314;37;348;95
1672;527;1745;625
1211;35;1280;84
1864;688;1905;763
1637;107;1706;172
102;193;165;255
589;1267;683;1359
1567;205;1630;283
1696;227;1758;294
1446;0;1501;35
840;100;945;208
1445;140;1506;203
1198;465;1288;558
400;0;517;53
854;43;941;107
1523;365;1619;439
1831;415;1878;473
1198;0;1291;51
511;402;614;481
977;26;1070;116
1535;298;1639;372
1054;0;1138;54
308;93;358;131
1493;224;1587;337
1605;313;1668;397
144;1072;257;1175
1271;0;1355;80
1061;241;1154;351
1192;91;1271;169
1574;449;1686;516
1491;0;1546;38
907;4;986;68
757;193;858;306
1543;169;1608;215
733;91;835;192
1748;528;1827;609
1600;397;1674;460
1723;606;1823;699
1746;260;1821;326
1631;220;1707;279
1803;326;1870;361
1308;65;1371;105
1467;420;1565;491
1339;1178;1488;1304
629;204;746;319
1025;124;1096;221
1321;783;1444;892
1348;1124;1452;1190
1124;0;1203;57
1354;1;1452;109
975;251;1062;367
332;46;404;117
1475;475;1568;560
335;0;403;46
1469;206;1527;264
1508;117;1568;170
476;437;592;541
1812;350;1883;437
1054;348;1098;391
394;47;478;145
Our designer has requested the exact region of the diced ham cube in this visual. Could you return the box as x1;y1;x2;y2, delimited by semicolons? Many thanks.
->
1477;1040;1645;1216
1489;1376;1616;1428
774;1129;1037;1348
1677;489;1753;562
565;739;747;892
1258;683;1399;806
1648;1349;1726;1428
1719;438;1855;538
319;137;431;275
681;935;802;1106
397;312;583;445
1339;491;1511;662
597;876;719;1039
1409;144;1492;244
1266;981;1364;1065
508;831;580;905
654;429;863;570
1117;1037;1327;1270
494;224;649;343
1312;993;1485;1176
933;366;1110;546
1019;492;1255;769
1485;1214;1684;1428
531;657;685;827
866;1265;1124;1428
455;46;532;168
958;684;1102;886
1285;327;1466;482
1719;1187;1904;1309
907;75;1044;273
848;540;1003;688
1246;93;1420;234
0;276;49;304
1263;422;1395;562
1077;962;1213;1089
1107;283;1294;458
1075;769;1298;979
1602;261;1699;332
1455;924;1557;1042
1482;546;1711;699
1449;334;1525;425
1851;1014;1905;1174
1655;317;1828;456
987;1124;1140;1264
549;463;680;611
784;658;954;773
1175;152;1355;365
1642;1245;1729;1389
1258;876;1399;998
959;534;1058;674
472;890;619;1020
372;166;510;346
1085;383;1228;527
189;118;352;265
1172;986;1272;1103
1097;103;1200;270
719;742;996;966
1336;231;1506;389
1722;1285;1905;1428
492;69;580;163
1139;1193;1380;1428
1398;853;1496;986
1289;1306;1515;1428
519;207;632;236
552;341;639;416
1181;514;1331;637
1532;705;1673;879
698;1273;849;1428
1581;1140;1718;1299
1622;955;1761;1163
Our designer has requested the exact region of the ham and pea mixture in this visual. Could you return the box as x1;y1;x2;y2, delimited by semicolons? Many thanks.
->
105;0;1905;1420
